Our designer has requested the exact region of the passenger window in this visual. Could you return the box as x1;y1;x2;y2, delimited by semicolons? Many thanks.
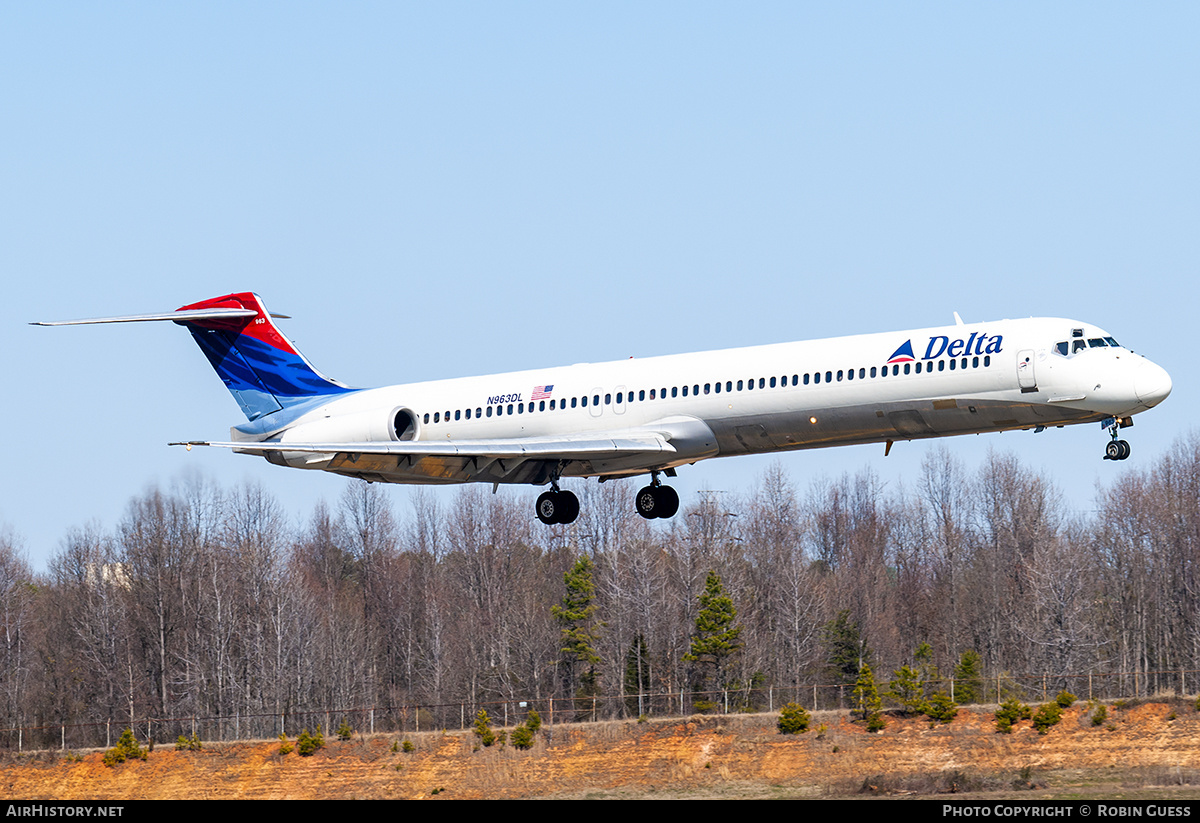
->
507;404;513;415
737;380;744;391
870;367;877;378
423;413;430;423
837;370;843;382
671;387;678;398
825;371;833;382
605;394;611;405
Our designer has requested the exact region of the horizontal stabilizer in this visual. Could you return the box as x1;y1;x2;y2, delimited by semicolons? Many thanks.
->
32;308;257;326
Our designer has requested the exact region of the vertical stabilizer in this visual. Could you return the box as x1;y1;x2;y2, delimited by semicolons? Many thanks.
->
175;292;356;420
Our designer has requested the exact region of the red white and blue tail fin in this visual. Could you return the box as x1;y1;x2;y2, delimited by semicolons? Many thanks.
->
34;292;356;421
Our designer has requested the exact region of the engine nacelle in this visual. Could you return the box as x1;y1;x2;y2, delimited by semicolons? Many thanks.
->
262;407;418;469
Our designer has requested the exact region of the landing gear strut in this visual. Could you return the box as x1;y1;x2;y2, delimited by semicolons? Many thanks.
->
635;472;680;520
1103;418;1131;461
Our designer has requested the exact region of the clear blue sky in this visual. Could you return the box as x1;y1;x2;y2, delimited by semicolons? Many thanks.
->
3;3;1196;570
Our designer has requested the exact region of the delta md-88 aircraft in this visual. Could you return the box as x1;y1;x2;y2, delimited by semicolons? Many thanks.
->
37;292;1172;525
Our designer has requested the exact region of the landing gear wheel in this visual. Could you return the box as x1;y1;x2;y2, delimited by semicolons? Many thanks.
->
536;491;561;525
558;490;580;524
536;489;581;525
654;485;679;519
635;486;659;519
635;485;680;520
1104;440;1132;461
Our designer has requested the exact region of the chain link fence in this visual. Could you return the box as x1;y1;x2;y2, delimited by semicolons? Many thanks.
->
5;667;1198;752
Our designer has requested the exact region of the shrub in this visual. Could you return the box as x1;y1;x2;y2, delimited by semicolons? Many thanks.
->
1032;703;1063;735
175;733;202;751
1092;704;1108;726
473;709;496;747
402;738;415;753
297;728;325;756
336;718;353;741
1055;690;1077;709
887;664;929;716
525;709;542;733
103;729;147;767
995;699;1032;734
925;692;958;724
777;702;811;734
278;734;294;755
510;723;535;750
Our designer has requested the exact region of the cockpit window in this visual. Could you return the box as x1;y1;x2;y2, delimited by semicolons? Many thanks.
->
1055;341;1069;356
1105;336;1120;348
1073;339;1086;353
1088;338;1107;348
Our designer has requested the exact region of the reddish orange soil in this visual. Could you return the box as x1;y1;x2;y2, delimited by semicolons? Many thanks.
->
4;702;1200;799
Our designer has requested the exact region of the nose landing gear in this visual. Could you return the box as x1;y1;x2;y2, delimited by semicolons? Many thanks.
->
1102;417;1132;461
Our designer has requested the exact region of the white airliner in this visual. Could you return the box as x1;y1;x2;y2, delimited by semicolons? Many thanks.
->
36;292;1172;525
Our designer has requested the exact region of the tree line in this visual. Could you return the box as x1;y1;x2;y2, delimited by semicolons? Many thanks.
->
1;432;1198;748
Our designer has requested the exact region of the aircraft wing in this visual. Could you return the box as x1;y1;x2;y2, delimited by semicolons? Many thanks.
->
172;433;679;484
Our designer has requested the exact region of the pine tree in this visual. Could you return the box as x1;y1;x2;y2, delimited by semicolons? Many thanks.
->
552;556;602;700
953;650;984;705
822;610;867;685
887;663;928;715
853;661;885;730
684;570;743;710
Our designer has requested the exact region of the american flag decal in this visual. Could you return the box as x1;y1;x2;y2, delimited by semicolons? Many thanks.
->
532;385;554;401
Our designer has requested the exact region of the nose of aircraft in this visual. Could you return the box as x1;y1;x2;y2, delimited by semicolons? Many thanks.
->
1135;359;1172;408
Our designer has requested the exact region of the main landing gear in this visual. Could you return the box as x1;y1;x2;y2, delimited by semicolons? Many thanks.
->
1103;418;1132;461
534;470;681;525
536;486;580;525
635;472;680;520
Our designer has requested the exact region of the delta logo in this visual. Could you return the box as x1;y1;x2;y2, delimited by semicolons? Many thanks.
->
887;332;1004;363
